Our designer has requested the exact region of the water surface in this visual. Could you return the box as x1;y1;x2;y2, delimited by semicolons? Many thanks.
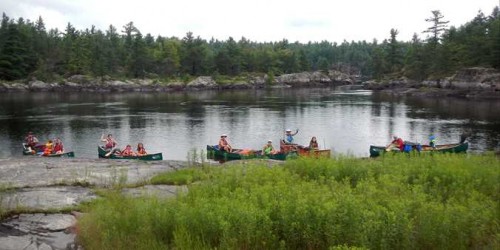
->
0;88;499;160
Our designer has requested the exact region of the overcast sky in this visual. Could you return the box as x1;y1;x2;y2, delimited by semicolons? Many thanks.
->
1;0;499;43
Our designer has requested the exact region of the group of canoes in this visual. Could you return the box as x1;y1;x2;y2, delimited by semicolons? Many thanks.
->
22;130;470;161
207;129;332;161
22;132;163;161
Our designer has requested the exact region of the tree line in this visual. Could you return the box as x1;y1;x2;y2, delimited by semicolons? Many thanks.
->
0;7;498;82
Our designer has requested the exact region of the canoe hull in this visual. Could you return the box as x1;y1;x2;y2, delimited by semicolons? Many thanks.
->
206;145;256;160
98;146;163;161
23;143;74;157
369;142;469;157
297;148;331;158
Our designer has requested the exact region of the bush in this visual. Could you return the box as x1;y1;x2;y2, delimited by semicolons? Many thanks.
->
78;154;500;249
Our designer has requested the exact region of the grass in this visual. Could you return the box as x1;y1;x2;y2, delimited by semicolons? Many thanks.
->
77;153;499;249
150;168;208;185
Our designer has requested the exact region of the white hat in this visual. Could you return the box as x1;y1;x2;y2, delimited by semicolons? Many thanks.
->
268;140;272;143
286;129;291;132
221;134;227;137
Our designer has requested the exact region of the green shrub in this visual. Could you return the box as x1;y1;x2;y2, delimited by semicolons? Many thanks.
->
78;154;500;249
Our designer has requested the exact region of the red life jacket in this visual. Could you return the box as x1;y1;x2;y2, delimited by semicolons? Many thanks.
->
54;143;63;152
105;138;115;149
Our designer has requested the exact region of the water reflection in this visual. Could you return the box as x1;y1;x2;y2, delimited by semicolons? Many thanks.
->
0;89;499;160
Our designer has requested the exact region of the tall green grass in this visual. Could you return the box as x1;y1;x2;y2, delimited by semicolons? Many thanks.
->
78;154;500;249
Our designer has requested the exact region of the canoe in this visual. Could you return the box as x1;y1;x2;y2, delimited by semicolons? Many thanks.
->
98;146;163;161
206;145;257;161
255;150;298;161
22;143;45;155
369;142;469;157
22;143;74;157
279;140;299;154
297;148;331;158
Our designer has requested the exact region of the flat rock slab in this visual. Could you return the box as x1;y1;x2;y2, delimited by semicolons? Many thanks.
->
0;213;79;250
1;186;97;211
0;157;188;188
123;185;188;199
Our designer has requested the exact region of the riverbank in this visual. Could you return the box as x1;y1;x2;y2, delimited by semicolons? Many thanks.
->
0;70;356;93
0;157;281;249
364;67;500;99
76;154;499;249
0;157;193;249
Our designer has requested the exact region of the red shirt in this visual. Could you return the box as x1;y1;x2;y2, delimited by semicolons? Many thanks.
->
392;138;404;151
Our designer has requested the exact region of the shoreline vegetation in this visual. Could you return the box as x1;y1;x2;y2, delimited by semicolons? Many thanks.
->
1;67;499;99
76;153;499;249
1;7;499;96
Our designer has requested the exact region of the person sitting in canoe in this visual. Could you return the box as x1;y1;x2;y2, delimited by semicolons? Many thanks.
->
262;140;278;155
429;135;437;149
284;129;299;144
218;134;232;152
53;138;64;154
42;140;53;156
121;144;135;156
386;136;404;151
25;131;39;149
308;136;319;150
101;134;118;157
136;143;147;156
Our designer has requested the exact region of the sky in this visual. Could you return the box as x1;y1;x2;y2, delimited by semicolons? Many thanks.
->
1;0;499;43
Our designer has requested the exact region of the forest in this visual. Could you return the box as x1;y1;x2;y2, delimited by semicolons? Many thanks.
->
0;7;499;82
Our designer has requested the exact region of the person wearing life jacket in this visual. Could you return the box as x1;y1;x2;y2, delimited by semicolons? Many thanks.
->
429;135;437;149
101;134;118;157
121;145;135;156
136;143;147;156
25;131;39;148
42;140;53;156
262;140;278;155
53;138;64;154
218;134;232;152
284;129;299;144
308;136;319;150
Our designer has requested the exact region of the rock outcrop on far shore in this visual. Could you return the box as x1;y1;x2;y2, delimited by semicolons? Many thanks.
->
0;70;357;93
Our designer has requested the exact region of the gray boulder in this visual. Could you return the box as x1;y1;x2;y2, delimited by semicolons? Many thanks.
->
448;67;500;90
67;74;90;84
186;76;218;89
28;80;50;91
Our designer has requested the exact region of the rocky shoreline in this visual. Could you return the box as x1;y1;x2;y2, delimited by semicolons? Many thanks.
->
2;67;499;99
0;157;282;249
0;157;193;249
0;70;356;93
364;67;500;99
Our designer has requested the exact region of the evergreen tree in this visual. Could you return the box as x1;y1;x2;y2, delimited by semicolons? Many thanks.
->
0;23;31;80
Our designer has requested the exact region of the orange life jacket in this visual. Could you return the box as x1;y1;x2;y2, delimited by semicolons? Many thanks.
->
43;142;53;155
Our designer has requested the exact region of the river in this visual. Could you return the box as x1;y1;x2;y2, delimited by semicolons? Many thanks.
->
0;88;499;160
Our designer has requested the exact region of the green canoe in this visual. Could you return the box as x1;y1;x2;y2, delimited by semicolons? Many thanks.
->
369;142;469;157
22;143;75;157
206;145;257;160
98;146;163;161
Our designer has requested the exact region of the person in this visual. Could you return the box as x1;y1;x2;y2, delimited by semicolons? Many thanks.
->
262;140;278;155
53;138;64;154
218;134;232;152
386;136;404;151
121;145;135;156
429;135;437;149
136;143;147;156
284;129;299;144
42;140;53;156
308;136;319;150
101;134;118;157
25;131;39;148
